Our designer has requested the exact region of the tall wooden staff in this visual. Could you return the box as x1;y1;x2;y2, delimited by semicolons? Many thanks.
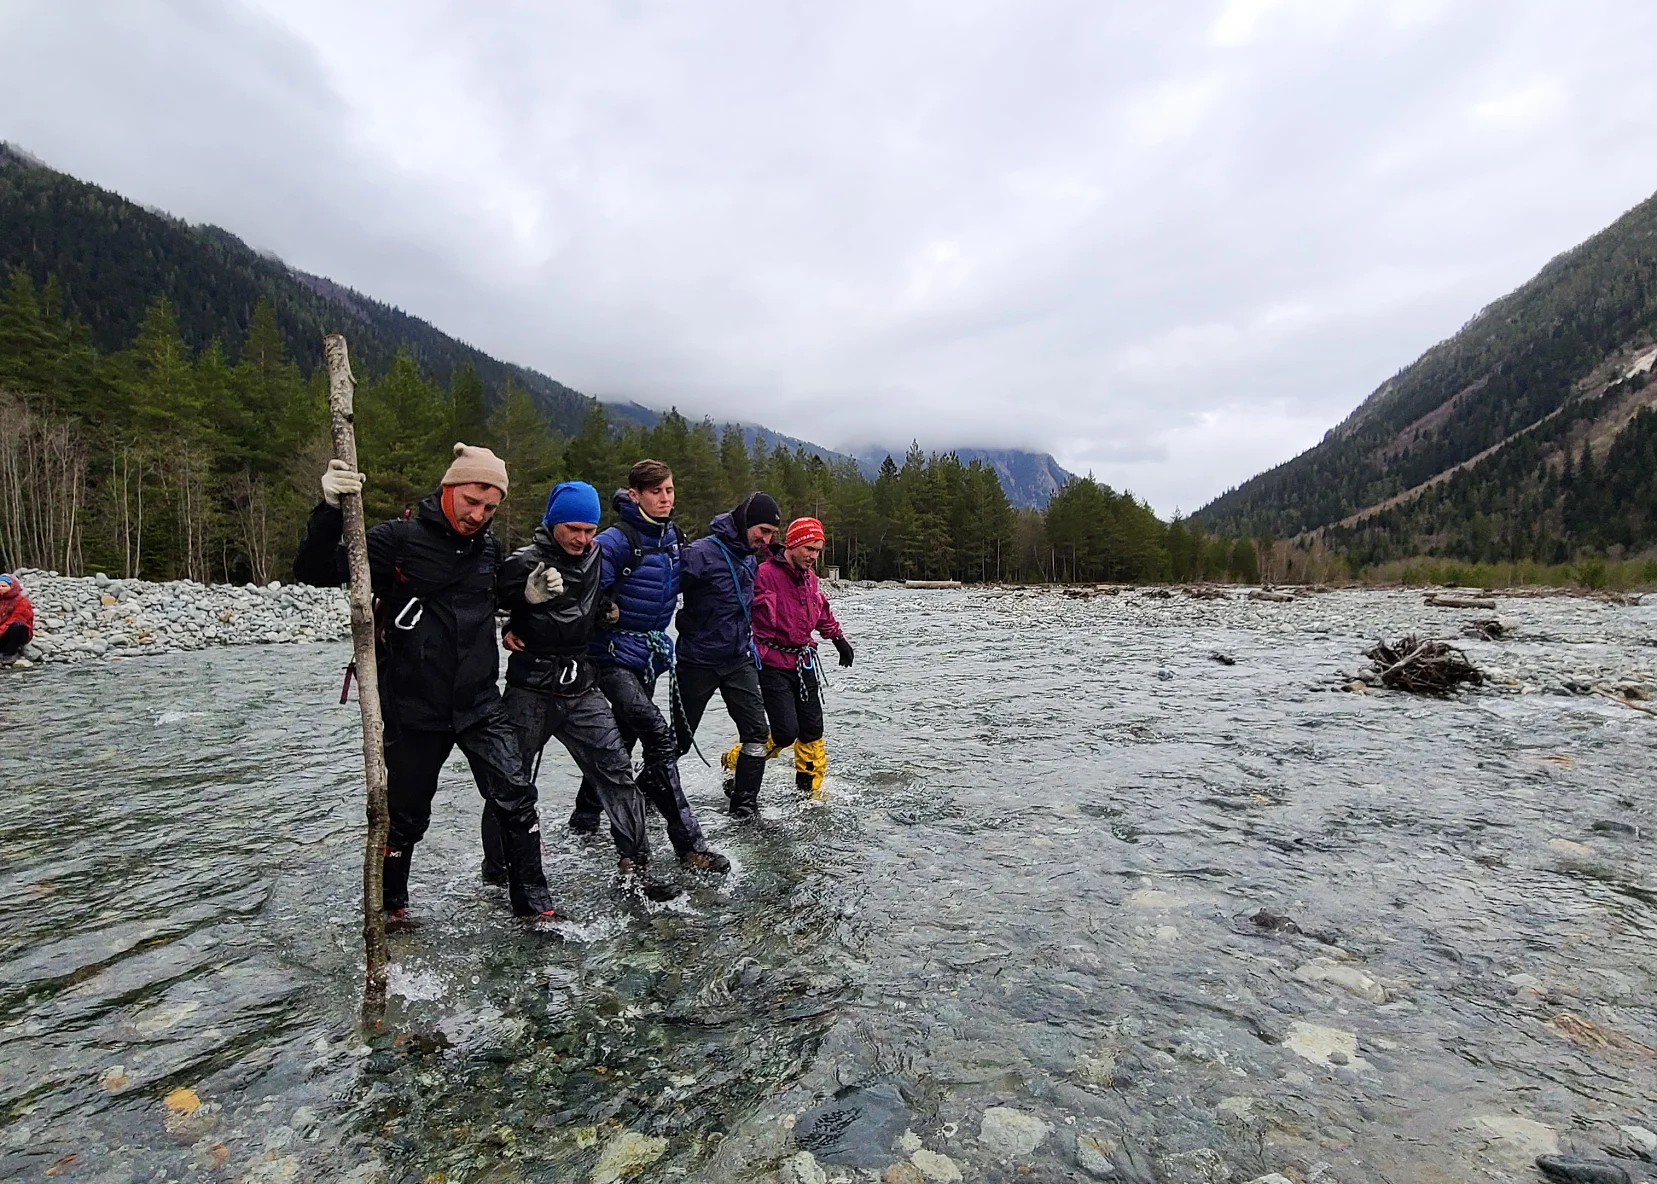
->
322;333;390;1014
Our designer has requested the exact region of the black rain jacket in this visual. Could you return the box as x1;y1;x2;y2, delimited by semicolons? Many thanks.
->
497;523;604;695
292;493;505;731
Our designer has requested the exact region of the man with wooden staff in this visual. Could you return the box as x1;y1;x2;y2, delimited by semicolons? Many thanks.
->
294;443;562;922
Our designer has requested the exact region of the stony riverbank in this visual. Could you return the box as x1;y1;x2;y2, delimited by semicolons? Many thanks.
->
3;570;350;666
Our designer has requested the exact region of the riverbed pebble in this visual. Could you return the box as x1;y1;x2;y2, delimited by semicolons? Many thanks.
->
591;1129;667;1183
908;1149;962;1183
1075;1134;1116;1177
780;1150;828;1184
1293;958;1388;1004
4;570;350;665
1284;1022;1368;1070
979;1107;1051;1157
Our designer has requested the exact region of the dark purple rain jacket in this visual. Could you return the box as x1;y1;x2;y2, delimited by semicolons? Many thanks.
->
675;511;759;670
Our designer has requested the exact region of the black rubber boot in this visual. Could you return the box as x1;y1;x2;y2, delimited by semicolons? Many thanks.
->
500;819;560;917
730;752;765;819
618;857;681;902
382;844;413;915
567;778;605;836
680;849;731;874
796;770;816;793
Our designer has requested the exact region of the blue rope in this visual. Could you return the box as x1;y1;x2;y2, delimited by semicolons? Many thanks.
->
714;537;762;671
607;627;709;767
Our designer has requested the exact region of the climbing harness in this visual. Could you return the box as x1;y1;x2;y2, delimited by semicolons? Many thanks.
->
768;641;827;702
607;627;709;767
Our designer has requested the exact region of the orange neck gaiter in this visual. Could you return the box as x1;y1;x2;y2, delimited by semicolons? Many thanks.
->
440;485;478;536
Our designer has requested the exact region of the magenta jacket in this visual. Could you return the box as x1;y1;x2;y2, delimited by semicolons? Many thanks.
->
751;555;843;671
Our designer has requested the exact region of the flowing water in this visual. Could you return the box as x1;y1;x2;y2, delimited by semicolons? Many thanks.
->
3;587;1656;1183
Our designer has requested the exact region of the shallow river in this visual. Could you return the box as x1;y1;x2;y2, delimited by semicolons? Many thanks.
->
3;587;1656;1184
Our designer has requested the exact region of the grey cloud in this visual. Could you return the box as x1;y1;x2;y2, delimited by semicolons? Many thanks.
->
5;0;1657;513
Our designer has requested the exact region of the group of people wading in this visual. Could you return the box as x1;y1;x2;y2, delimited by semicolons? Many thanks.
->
294;444;852;922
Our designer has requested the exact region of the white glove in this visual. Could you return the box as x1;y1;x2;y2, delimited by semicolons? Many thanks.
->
524;561;564;605
320;459;364;508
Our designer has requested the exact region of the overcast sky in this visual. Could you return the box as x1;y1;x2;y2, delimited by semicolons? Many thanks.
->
5;1;1657;513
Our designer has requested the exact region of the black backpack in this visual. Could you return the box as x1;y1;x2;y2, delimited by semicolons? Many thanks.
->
611;519;680;587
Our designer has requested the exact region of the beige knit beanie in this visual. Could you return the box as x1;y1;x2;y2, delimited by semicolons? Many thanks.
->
441;442;509;494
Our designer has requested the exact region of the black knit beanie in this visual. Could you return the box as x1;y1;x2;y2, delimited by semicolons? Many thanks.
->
732;491;781;537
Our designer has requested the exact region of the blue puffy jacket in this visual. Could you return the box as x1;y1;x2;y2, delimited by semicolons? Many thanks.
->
590;489;681;676
676;511;759;670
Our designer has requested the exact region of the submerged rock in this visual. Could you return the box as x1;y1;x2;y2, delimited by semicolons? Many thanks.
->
1534;1155;1632;1184
794;1083;910;1169
1468;1114;1559;1158
979;1106;1051;1157
1076;1134;1116;1177
1283;1022;1368;1070
909;1148;963;1182
779;1150;828;1184
1293;958;1387;1004
1157;1148;1233;1183
590;1129;666;1183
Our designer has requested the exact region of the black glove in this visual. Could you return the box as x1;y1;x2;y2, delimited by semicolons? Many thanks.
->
832;637;854;668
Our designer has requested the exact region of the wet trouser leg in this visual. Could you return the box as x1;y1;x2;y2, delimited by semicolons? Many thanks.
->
758;665;822;794
568;780;605;834
792;671;827;792
595;665;707;855
548;685;651;863
716;662;771;812
673;661;722;756
0;622;28;658
759;667;802;748
570;665;643;834
481;804;508;881
381;720;454;912
463;699;556;916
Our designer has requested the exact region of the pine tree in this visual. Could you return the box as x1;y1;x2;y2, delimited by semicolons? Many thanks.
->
486;377;563;548
447;359;489;447
356;347;446;520
566;402;615;491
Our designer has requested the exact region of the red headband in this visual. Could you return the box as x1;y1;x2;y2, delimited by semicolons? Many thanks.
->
785;518;825;548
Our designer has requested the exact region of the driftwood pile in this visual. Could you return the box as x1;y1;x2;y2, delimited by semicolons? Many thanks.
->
1364;635;1484;695
1462;617;1510;641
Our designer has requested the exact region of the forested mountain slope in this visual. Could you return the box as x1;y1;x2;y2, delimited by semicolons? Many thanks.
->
1;144;1246;586
852;447;1073;509
1197;188;1657;564
0;142;595;434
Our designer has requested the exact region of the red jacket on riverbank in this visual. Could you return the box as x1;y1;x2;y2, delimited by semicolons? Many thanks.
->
0;575;34;645
750;554;843;671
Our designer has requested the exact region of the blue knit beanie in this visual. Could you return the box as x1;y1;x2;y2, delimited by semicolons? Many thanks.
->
543;480;602;527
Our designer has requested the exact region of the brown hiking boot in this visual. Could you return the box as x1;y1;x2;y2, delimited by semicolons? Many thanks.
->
680;849;731;874
618;857;681;902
